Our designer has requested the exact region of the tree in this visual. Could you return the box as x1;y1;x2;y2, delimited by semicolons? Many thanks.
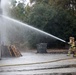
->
27;3;55;29
27;3;74;40
8;0;76;48
10;2;25;21
30;0;76;16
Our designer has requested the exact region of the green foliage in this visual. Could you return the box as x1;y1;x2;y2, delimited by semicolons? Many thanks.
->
8;0;76;48
9;1;25;21
27;3;55;29
27;3;74;40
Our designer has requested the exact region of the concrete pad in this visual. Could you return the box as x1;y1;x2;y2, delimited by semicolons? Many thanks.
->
0;68;76;75
0;51;76;74
0;52;75;66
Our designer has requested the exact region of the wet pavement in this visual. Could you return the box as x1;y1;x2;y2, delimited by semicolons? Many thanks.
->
0;51;76;75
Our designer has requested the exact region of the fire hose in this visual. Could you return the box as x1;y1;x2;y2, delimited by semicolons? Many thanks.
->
0;57;74;67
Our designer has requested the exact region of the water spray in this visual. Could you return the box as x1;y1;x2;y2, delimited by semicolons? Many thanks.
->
1;15;66;43
0;0;2;15
0;0;66;43
0;0;1;60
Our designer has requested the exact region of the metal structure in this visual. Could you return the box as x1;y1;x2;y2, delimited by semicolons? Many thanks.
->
0;0;1;60
37;43;47;53
0;0;1;15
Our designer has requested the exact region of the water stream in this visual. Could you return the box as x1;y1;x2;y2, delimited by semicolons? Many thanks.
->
1;15;66;43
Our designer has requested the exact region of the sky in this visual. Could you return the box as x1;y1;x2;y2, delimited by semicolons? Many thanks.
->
16;0;30;5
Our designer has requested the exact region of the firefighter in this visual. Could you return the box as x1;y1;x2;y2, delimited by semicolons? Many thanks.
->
73;41;76;57
67;37;76;56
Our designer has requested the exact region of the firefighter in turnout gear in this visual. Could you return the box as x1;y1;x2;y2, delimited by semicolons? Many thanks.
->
73;40;76;57
67;37;76;57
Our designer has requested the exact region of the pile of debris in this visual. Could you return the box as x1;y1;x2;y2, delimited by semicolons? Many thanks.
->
1;45;22;57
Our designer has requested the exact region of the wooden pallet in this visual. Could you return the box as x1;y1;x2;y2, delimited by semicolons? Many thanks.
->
8;45;22;57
